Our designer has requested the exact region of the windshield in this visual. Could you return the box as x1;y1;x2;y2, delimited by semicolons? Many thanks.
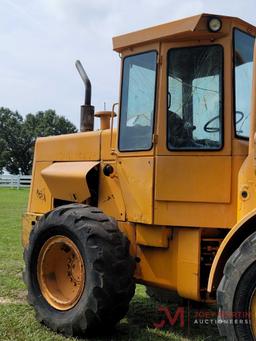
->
167;45;223;150
234;29;255;139
119;51;157;151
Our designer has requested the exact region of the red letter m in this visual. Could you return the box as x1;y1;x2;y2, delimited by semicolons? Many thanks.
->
154;306;185;329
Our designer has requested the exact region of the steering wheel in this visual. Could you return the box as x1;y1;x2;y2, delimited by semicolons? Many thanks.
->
204;111;244;133
204;115;220;133
203;111;245;133
235;111;244;125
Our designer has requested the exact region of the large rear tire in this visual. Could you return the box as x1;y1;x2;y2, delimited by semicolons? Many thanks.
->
23;204;135;337
217;232;256;340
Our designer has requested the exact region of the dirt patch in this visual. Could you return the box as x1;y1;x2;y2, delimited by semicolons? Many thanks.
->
17;290;27;301
0;295;26;305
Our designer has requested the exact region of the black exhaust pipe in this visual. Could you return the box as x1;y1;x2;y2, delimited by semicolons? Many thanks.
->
75;60;94;132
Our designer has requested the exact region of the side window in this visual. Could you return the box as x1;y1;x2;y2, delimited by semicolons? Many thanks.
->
167;45;223;150
119;51;157;151
234;29;255;139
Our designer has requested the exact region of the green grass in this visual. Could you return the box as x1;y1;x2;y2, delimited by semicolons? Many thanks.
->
0;188;222;340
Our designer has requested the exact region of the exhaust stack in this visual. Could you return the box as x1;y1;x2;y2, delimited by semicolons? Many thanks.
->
75;60;94;132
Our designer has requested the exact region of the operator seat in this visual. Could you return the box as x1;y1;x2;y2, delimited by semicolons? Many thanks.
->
168;111;198;148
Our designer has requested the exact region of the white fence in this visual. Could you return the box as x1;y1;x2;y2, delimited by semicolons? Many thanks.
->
0;174;32;189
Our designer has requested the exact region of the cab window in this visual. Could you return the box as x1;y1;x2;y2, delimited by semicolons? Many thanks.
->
119;51;157;151
234;29;255;139
167;45;223;150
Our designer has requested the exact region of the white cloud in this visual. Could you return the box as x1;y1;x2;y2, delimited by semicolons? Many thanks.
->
0;0;255;129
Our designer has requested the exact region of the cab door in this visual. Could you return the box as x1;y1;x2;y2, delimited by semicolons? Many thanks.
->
155;39;235;228
116;45;159;224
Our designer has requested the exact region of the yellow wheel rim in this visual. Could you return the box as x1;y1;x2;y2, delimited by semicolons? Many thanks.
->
250;289;256;336
37;235;85;311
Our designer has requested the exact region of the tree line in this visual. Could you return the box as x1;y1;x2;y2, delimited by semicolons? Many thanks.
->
0;107;77;175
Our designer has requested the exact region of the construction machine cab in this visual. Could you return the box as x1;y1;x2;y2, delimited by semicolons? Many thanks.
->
111;14;256;230
114;14;255;155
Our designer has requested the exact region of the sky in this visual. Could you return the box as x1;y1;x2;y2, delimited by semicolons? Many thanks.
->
0;0;256;129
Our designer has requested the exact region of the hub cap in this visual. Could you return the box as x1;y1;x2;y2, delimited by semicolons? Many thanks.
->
37;235;85;310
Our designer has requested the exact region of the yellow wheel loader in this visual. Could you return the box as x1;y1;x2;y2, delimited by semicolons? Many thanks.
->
22;13;256;340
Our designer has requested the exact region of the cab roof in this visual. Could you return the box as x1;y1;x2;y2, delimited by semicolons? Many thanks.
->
112;13;256;52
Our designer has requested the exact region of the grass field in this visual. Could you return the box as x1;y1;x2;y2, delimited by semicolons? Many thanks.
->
0;188;222;340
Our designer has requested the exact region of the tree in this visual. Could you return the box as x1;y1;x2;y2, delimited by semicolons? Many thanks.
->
24;110;77;138
0;138;6;174
0;108;24;174
0;108;77;175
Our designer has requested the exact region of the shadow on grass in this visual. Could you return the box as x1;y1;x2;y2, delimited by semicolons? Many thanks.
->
90;287;223;341
0;292;224;341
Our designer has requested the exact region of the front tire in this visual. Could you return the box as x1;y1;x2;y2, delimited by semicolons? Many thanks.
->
217;232;256;340
23;204;135;337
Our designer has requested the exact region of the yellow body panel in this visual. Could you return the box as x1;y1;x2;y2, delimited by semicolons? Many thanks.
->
41;161;98;203
101;129;117;161
237;155;256;220
154;201;234;228
154;156;244;228
136;224;171;248
155;156;231;203
116;157;154;224
177;229;201;301
98;161;126;221
113;14;202;52
36;131;101;161
135;228;200;300
135;233;178;290
22;213;40;247
117;221;137;258
29;161;52;214
112;13;256;53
